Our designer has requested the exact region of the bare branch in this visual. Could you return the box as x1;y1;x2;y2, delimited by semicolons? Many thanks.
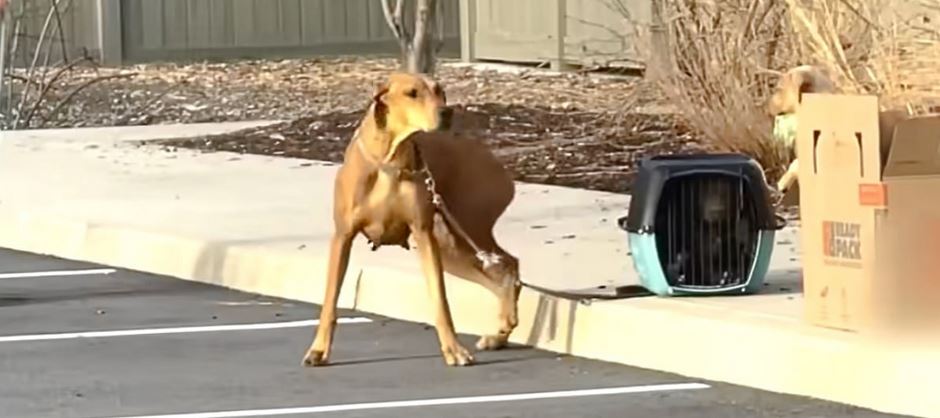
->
39;0;74;105
5;16;21;109
381;0;410;41
395;0;407;39
381;0;402;39
434;0;445;54
382;0;412;70
0;9;8;119
26;3;59;86
50;0;70;63
7;73;51;87
42;72;138;126
15;1;61;127
22;55;91;127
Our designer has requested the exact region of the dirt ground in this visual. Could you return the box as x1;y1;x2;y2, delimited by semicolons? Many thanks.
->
8;56;708;193
159;101;704;193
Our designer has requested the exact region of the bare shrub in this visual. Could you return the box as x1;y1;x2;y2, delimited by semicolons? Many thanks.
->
655;0;798;182
655;0;940;183
783;0;940;113
0;0;119;130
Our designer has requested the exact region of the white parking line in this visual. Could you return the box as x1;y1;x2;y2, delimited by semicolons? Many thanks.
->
0;268;117;279
0;317;372;343
107;383;711;418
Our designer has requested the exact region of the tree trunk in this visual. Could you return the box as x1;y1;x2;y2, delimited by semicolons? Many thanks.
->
646;0;672;81
381;0;441;75
406;0;437;74
0;0;9;115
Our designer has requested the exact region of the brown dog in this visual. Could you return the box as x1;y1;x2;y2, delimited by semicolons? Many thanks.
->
302;72;521;368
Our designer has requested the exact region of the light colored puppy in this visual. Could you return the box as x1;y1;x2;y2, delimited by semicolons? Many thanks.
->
767;65;837;193
768;65;912;194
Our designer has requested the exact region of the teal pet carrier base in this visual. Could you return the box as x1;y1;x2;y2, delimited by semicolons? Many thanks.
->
619;154;784;297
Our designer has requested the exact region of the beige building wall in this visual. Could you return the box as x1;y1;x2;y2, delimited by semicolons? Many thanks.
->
461;0;651;70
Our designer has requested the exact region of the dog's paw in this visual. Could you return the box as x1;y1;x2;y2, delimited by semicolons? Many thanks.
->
442;343;475;367
475;334;509;351
302;349;330;367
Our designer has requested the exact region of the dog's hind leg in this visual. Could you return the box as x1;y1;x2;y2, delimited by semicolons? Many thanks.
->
302;229;355;367
437;243;520;351
477;252;520;351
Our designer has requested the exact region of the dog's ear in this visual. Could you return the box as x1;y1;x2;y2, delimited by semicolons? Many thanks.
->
372;82;389;103
372;83;389;129
796;67;834;104
797;75;813;104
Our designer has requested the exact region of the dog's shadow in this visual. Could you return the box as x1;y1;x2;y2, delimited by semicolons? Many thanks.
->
326;353;443;367
324;343;560;368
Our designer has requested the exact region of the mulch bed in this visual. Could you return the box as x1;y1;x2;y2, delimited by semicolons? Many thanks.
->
157;102;703;194
5;57;654;129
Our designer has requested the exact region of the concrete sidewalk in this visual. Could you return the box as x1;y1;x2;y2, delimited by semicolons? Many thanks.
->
0;123;935;418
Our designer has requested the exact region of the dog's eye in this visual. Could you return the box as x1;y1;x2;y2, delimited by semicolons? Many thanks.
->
406;89;418;98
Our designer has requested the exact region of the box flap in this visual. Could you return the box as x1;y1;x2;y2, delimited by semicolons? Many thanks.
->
877;109;909;168
883;116;940;177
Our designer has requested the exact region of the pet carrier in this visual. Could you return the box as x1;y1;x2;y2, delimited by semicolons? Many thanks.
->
619;153;782;296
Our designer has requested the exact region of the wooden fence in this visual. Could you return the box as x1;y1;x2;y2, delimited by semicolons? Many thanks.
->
4;0;652;69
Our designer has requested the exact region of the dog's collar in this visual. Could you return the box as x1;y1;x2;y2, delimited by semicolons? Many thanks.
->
355;137;421;179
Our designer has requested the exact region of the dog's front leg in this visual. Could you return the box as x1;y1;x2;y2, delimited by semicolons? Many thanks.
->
303;230;355;367
777;159;799;192
413;228;475;367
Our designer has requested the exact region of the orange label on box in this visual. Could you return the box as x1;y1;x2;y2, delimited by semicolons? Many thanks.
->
859;183;887;207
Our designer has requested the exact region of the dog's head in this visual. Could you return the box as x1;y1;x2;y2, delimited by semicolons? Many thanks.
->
371;72;452;139
767;65;837;116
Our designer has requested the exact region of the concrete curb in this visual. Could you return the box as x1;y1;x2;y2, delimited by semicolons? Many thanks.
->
0;206;936;418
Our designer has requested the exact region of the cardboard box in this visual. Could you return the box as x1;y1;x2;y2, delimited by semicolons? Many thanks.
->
796;93;940;333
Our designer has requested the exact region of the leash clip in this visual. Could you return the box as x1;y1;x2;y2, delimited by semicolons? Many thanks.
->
475;251;502;269
423;174;444;207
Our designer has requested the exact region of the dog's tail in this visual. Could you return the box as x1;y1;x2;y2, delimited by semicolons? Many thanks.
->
768;65;837;116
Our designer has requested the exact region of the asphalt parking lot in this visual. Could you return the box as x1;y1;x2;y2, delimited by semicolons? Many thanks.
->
0;247;912;418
